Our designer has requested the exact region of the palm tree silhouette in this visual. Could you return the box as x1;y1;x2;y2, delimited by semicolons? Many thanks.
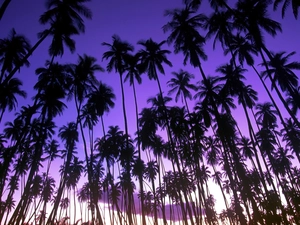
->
167;69;197;113
47;122;79;224
0;77;26;122
2;0;92;85
102;35;133;148
0;29;31;82
137;38;172;98
261;51;300;111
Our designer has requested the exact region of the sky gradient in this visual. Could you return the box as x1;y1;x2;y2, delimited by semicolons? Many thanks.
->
1;0;300;223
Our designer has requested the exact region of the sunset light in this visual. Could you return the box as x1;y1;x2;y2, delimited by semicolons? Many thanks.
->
1;0;300;224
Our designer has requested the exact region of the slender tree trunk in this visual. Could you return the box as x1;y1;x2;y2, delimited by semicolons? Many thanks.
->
0;0;11;20
2;29;51;86
131;81;147;225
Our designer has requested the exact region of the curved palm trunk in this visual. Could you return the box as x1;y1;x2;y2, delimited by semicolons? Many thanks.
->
0;0;11;20
2;29;52;86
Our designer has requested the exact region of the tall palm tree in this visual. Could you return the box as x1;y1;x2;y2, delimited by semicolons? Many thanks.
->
46;122;79;224
34;61;72;98
102;35;134;143
39;0;92;61
273;0;300;18
122;53;147;225
70;54;103;107
123;53;142;151
69;55;103;219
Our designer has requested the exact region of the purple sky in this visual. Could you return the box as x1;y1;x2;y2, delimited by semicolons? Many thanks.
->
1;0;300;219
1;0;298;135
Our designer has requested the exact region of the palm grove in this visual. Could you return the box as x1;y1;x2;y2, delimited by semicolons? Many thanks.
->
0;0;300;224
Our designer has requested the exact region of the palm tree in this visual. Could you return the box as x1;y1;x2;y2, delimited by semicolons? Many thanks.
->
39;173;56;225
46;122;79;224
65;157;84;224
233;1;300;128
0;28;31;82
163;7;208;81
39;0;92;61
83;81;115;136
167;69;197;113
273;0;300;18
70;54;103;109
234;0;282;52
122;53;147;225
102;35;134;143
282;118;300;163
144;160;159;225
137;38;172;98
69;55;103;219
0;77;26;122
194;76;222;127
123;53;142;150
205;10;234;50
2;0;92;84
34;61;73;99
260;51;300;111
34;84;67;121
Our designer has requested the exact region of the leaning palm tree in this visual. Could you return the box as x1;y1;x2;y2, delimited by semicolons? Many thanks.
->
233;1;300;127
102;34;134;143
2;0;92;84
273;0;300;19
260;51;300;111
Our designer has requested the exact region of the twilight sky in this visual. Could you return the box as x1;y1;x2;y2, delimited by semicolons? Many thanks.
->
0;0;300;219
